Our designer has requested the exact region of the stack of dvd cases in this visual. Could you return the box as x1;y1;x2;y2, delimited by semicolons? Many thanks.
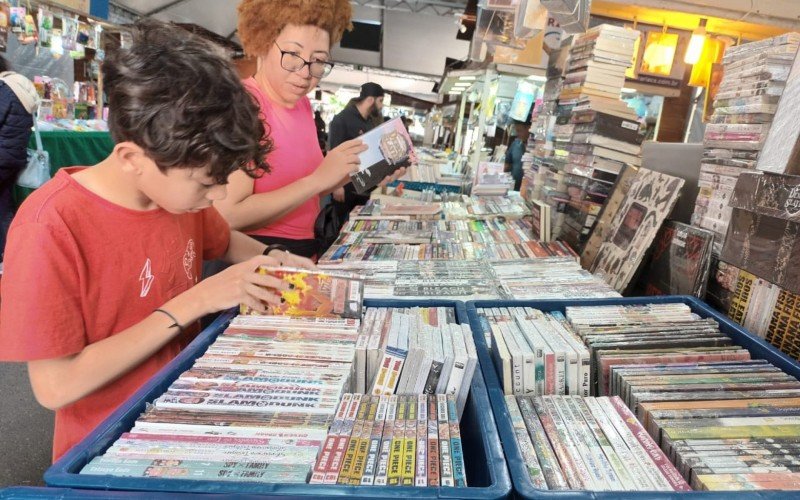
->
612;358;800;490
505;395;690;491
691;33;800;255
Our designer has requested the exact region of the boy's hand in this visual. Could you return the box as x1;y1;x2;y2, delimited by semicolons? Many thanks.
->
194;255;290;315
267;250;316;270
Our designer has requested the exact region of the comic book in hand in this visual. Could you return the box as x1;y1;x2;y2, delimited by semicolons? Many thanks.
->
351;117;417;195
241;267;364;319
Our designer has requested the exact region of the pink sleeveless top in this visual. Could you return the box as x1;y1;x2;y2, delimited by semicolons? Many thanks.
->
243;78;322;240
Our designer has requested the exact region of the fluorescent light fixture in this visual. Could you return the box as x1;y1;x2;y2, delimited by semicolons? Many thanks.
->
459;76;477;81
621;88;637;94
527;75;547;82
453;82;472;87
685;19;708;65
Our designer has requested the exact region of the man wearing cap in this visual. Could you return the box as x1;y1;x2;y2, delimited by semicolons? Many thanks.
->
328;82;385;221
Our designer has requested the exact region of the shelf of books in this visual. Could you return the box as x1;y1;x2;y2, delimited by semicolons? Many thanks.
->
466;295;800;496
521;24;644;254
43;273;511;499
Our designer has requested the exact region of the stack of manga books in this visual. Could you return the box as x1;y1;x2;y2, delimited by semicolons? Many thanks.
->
81;269;365;483
476;307;592;397
489;259;620;300
319;259;618;301
310;394;467;487
505;395;690;491
352;307;477;418
80;313;361;483
318;240;577;265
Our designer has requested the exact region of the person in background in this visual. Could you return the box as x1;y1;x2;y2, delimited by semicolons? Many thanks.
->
0;20;314;462
314;109;327;155
504;119;531;192
327;81;385;224
215;0;362;259
0;56;37;259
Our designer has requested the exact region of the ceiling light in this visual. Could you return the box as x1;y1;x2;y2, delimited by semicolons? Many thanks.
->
685;19;708;65
459;76;476;81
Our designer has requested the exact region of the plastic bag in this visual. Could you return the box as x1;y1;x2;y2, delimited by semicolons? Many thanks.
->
18;122;50;189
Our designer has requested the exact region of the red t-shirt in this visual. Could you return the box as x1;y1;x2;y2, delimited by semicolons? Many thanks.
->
243;78;322;240
0;168;231;461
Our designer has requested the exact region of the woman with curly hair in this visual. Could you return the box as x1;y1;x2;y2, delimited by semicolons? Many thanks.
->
215;0;398;259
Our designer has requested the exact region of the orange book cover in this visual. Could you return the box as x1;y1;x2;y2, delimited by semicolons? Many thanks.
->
240;267;364;319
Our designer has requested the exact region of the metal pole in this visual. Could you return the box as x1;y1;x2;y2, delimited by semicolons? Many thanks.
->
453;91;467;155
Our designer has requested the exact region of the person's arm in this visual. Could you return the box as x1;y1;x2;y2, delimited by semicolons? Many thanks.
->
27;252;291;410
223;229;315;269
215;139;366;232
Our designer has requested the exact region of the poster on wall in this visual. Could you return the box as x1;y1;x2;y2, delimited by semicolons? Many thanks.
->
625;25;690;97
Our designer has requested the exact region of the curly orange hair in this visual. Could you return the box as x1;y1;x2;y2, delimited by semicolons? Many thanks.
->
237;0;353;56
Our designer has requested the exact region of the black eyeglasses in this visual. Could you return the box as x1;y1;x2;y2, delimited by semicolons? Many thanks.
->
274;42;334;79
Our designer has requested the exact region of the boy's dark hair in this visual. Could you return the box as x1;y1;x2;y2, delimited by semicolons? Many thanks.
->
103;20;271;183
0;56;9;73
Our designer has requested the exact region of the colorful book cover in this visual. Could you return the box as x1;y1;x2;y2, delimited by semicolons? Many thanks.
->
240;267;364;319
351;117;417;194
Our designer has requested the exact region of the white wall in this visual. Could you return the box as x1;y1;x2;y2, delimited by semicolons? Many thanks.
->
383;10;469;76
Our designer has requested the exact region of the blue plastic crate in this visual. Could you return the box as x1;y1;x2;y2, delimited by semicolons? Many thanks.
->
44;300;511;499
387;180;463;195
465;295;800;499
0;486;195;499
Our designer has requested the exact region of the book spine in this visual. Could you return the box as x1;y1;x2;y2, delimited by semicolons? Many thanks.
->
415;394;428;487
518;397;568;489
349;396;378;485
310;394;350;483
387;396;406;486
325;394;361;484
337;396;370;484
373;395;397;486
607;397;692;491
533;396;583;489
438;394;455;486
427;395;441;486
361;395;387;485
401;395;417;486
448;394;467;487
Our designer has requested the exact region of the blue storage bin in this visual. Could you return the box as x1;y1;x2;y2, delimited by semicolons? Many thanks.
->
0;486;192;499
44;300;511;499
465;295;800;499
387;180;462;195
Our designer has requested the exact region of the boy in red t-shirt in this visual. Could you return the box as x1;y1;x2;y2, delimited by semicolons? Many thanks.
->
0;21;314;462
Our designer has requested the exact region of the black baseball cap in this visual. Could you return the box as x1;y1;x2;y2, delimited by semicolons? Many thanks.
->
360;82;385;98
